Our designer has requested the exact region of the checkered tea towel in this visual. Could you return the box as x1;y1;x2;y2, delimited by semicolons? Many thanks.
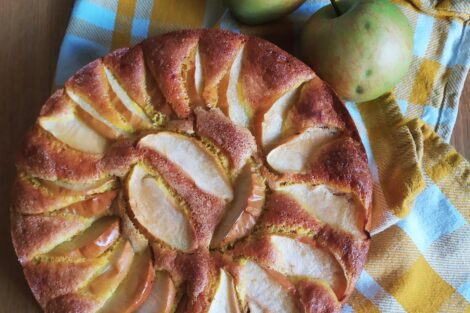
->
54;0;470;312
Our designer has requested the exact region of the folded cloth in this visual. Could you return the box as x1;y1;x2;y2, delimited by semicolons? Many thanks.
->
54;0;470;311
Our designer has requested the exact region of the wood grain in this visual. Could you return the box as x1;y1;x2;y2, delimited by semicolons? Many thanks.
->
0;1;468;312
0;1;74;312
451;73;470;158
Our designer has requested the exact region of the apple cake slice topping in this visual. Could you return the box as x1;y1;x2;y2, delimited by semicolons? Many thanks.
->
142;31;200;118
38;97;109;154
186;47;204;107
219;45;252;128
12;30;372;313
103;66;154;129
99;248;155;313
65;60;135;136
211;163;265;248
198;30;246;108
126;163;195;252
102;46;166;121
208;269;241;313
136;271;176;313
49;217;120;259
278;184;366;237
194;107;256;173
267;127;339;173
84;240;135;303
268;235;346;297
23;254;109;308
236;260;301;313
138;132;233;201
259;86;302;150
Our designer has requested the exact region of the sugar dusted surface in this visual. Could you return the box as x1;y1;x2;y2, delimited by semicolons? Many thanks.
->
11;29;372;313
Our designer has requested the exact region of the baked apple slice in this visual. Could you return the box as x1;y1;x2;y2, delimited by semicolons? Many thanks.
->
138;132;233;201
103;66;153;129
99;248;155;313
187;48;204;106
37;89;110;153
126;164;195;251
137;271;176;313
115;190;149;253
40;176;116;198
211;165;265;247
39;105;109;154
259;87;300;150
218;47;252;128
208;269;241;313
268;235;346;297
266;127;338;173
85;239;135;303
278;184;366;237
237;260;300;313
49;216;120;258
65;61;133;138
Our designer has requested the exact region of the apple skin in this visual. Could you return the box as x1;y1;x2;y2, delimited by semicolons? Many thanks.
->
226;0;306;25
300;0;413;102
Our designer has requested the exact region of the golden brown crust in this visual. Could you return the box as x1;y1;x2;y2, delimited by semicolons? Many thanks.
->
198;29;247;107
151;245;217;313
308;137;372;213
142;30;201;118
100;138;143;178
39;89;74;118
12;191;116;264
24;259;103;308
297;279;341;313
12;175;80;215
247;192;368;303
194;107;256;171
315;226;370;300
17;126;103;183
46;293;98;313
12;174;116;215
241;36;313;112
61;190;117;218
231;236;277;266
289;78;346;132
179;249;218;313
257;192;323;234
103;47;147;106
288;77;362;143
103;46;165;117
11;212;88;264
12;29;372;313
65;59;132;132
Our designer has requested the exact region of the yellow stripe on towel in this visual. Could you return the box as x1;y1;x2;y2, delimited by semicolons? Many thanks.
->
389;256;455;313
111;0;137;49
358;94;425;217
421;123;470;220
409;59;442;105
349;291;381;313
148;0;207;36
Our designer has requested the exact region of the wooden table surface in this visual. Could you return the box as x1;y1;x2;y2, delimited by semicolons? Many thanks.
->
0;1;468;311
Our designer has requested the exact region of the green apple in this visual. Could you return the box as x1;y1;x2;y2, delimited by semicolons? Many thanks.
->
300;0;413;102
226;0;306;24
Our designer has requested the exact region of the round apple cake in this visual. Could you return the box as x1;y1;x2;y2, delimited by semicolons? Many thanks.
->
11;29;372;313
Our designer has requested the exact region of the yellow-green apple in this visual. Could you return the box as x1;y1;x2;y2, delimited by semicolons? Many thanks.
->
226;0;306;24
301;0;413;102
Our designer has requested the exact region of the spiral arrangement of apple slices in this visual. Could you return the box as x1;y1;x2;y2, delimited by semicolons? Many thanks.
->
11;29;372;313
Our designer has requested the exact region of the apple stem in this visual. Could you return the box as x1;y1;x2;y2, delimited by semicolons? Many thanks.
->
330;0;342;16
